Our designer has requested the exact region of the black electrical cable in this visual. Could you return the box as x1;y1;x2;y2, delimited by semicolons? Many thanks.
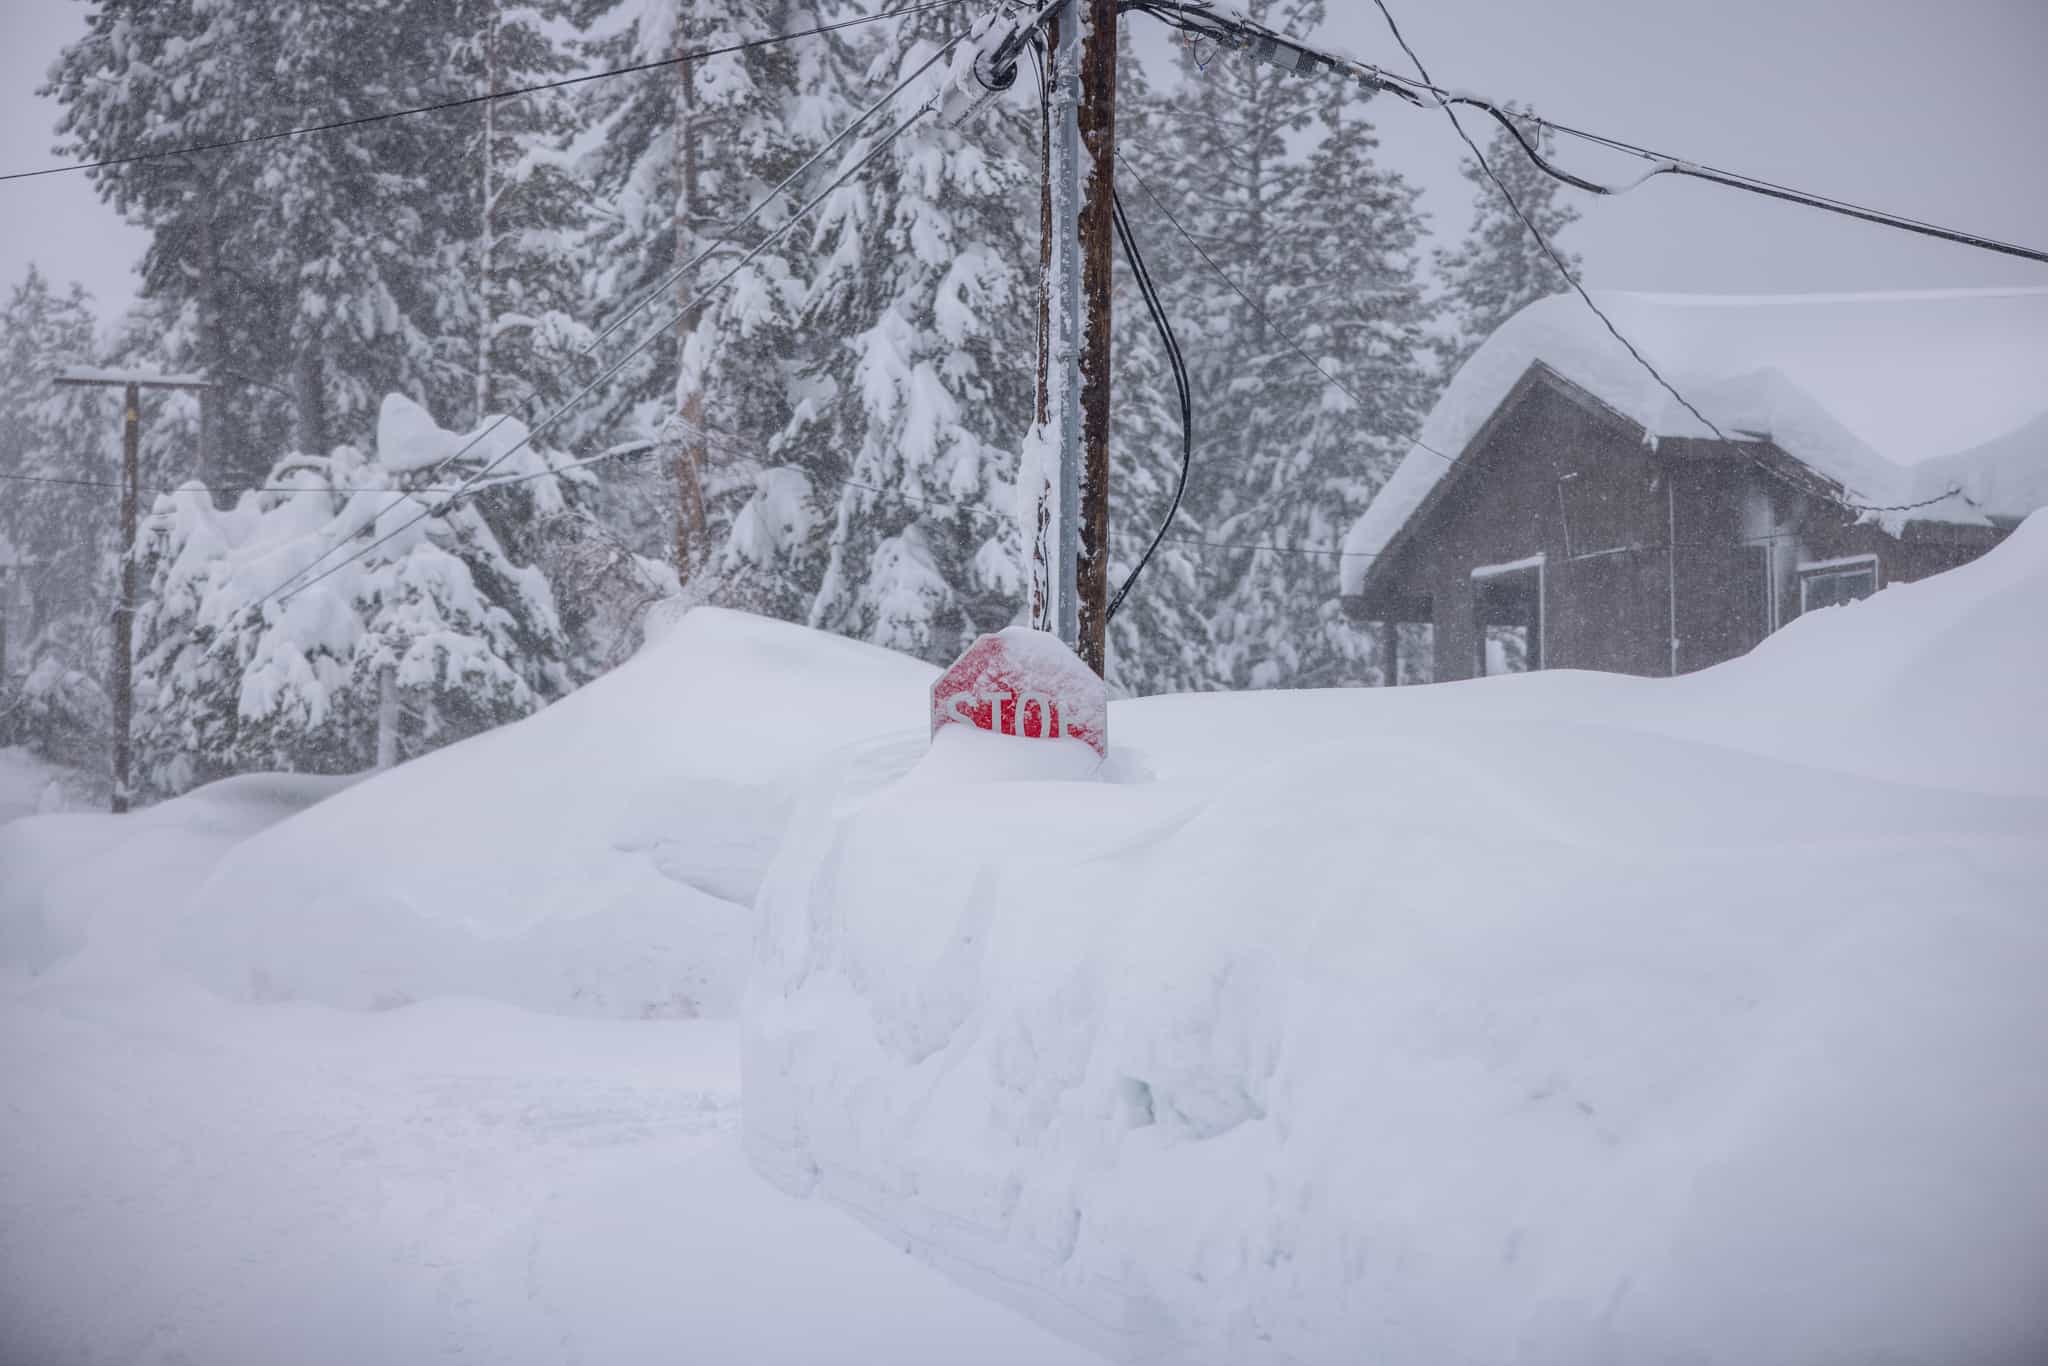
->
584;34;964;362
1023;28;1193;621
253;40;963;610
262;97;943;612
2;1;967;183
1460;102;2048;267
1367;0;1964;517
1115;148;1461;468
1105;186;1194;622
1126;1;2048;268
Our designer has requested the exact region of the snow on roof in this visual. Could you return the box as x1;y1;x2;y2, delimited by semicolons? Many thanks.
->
1341;287;2048;595
1914;407;2048;525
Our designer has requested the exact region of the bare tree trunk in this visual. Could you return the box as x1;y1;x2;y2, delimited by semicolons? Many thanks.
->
291;350;328;456
375;663;399;770
475;4;498;428
112;384;139;813
671;0;708;581
194;201;227;487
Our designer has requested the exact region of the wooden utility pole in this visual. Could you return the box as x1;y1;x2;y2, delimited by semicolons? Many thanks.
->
1073;0;1117;675
1036;0;1117;676
53;368;214;813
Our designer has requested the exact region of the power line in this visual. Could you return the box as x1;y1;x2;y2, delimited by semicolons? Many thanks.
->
1104;184;1194;620
1129;2;2048;268
253;37;966;609
1165;533;1383;559
1365;0;1964;518
1;1;965;184
264;96;947;611
581;33;964;362
0;469;459;496
1459;102;2048;269
1019;28;1197;623
1113;148;1460;469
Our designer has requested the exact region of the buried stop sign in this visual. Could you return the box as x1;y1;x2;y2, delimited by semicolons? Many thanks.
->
931;627;1107;759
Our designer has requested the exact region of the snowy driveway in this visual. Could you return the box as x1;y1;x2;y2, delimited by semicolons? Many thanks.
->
0;981;1104;1366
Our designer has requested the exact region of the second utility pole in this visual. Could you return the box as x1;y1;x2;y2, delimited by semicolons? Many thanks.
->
53;367;213;813
1036;0;1117;676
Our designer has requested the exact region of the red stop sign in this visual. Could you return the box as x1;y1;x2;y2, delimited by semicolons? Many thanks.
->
931;628;1107;758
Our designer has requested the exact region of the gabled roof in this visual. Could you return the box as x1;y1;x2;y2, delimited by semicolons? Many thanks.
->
1341;288;2048;595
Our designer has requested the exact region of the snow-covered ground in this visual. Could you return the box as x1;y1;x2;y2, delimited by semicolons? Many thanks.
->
0;987;1100;1366
0;687;1099;1363
4;520;2045;1365
151;605;936;1018
0;744;92;827
749;517;2048;1366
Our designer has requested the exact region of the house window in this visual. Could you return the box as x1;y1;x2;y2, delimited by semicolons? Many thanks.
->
1472;557;1544;675
1798;555;1879;613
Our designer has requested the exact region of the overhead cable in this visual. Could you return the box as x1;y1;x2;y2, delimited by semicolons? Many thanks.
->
1114;149;1460;468
581;34;965;360
262;97;947;611
1366;0;1964;517
1;0;966;183
253;38;964;609
1103;185;1194;621
1128;1;2048;269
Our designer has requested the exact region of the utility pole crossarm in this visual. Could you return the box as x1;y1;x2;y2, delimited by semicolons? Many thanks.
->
53;368;216;390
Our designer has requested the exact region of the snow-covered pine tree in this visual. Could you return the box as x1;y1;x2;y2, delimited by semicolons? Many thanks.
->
1434;108;1582;376
448;0;593;429
133;395;582;796
796;15;1037;664
566;0;862;594
45;2;282;484
45;1;529;478
1135;0;1437;688
0;268;117;766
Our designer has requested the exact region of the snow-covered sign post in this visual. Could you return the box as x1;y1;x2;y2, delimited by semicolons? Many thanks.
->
926;8;1110;763
930;626;1106;759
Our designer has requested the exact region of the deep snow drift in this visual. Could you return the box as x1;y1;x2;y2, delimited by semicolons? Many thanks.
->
0;983;1104;1366
0;615;1096;1365
747;516;2048;1365
2;609;1112;1363
0;744;90;826
4;521;2045;1366
155;607;933;1016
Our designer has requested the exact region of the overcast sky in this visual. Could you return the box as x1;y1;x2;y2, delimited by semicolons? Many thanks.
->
2;0;2044;322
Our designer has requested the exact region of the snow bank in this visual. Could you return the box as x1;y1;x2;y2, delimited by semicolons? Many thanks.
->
167;607;936;1017
0;746;90;827
746;519;2048;1364
0;771;354;981
0;988;1106;1366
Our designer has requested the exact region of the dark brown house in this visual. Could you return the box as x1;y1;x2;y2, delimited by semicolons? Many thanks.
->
1342;291;2047;683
